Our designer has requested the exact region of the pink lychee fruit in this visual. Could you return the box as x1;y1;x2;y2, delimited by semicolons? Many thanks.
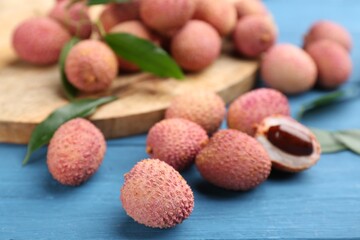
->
234;0;269;18
47;118;106;186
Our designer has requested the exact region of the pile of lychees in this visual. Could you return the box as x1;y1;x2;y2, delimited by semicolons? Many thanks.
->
15;0;353;231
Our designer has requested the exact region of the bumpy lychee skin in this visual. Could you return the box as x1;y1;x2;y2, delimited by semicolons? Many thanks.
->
49;0;92;39
304;20;352;52
234;0;269;18
99;1;140;33
146;118;208;171
110;20;157;72
256;115;321;172
140;0;196;36
196;129;271;191
233;15;277;58
65;40;118;93
165;91;226;135
193;0;237;36
261;44;317;94
171;20;221;71
47;118;106;186
305;40;352;89
227;88;290;136
12;17;71;65
121;159;194;228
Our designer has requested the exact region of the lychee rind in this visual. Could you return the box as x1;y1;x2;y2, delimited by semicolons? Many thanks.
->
171;20;221;71
255;115;321;172
49;0;92;39
304;20;352;52
165;91;226;135
65;39;118;93
233;15;277;58
47;118;106;186
121;159;194;228
234;0;269;18
227;88;290;136
305;39;352;89
99;1;140;33
12;17;71;65
146;118;208;171
196;129;271;191
193;0;237;36
140;0;195;36
260;44;317;94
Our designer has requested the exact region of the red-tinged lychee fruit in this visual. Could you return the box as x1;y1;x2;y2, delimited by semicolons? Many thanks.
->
47;118;106;186
121;159;194;228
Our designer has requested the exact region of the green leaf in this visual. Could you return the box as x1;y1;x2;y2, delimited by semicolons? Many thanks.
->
22;96;117;165
59;37;80;100
310;128;346;153
333;130;360;155
87;0;131;6
297;87;360;120
105;33;185;80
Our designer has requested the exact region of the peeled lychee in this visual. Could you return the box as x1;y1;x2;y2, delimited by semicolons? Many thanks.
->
261;44;317;94
227;88;290;136
12;17;71;65
234;0;269;18
171;20;221;71
146;118;208;171
121;159;194;228
110;20;157;72
49;0;92;39
233;15;277;58
165;91;226;135
65;39;118;93
196;129;271;191
193;0;237;36
140;0;195;36
256;115;321;172
304;20;352;52
99;2;140;33
305;39;352;89
47;118;106;186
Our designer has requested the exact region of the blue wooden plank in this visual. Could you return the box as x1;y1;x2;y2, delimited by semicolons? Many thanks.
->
1;0;360;239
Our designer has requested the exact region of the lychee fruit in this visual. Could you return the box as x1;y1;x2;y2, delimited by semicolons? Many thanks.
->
110;20;158;72
255;115;321;172
99;1;140;33
146;118;208;171
12;17;71;65
193;0;237;36
227;88;290;136
171;20;221;71
234;0;269;18
65;39;118;93
165;91;226;135
304;20;352;52
121;159;194;228
196;129;271;191
305;39;352;89
47;118;106;186
140;0;196;36
261;44;317;94
49;0;92;39
233;15;277;58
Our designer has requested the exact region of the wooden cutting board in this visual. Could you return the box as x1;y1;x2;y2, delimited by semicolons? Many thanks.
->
0;0;258;144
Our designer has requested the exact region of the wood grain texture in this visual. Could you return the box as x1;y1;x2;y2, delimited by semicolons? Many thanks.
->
0;0;257;144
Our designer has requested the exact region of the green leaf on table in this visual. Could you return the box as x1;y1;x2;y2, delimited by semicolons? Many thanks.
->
297;87;360;120
105;33;185;80
87;0;130;5
310;128;346;153
333;130;360;155
22;96;117;165
59;37;80;101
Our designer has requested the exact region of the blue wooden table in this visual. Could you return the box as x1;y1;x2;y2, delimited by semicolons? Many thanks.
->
1;0;360;239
